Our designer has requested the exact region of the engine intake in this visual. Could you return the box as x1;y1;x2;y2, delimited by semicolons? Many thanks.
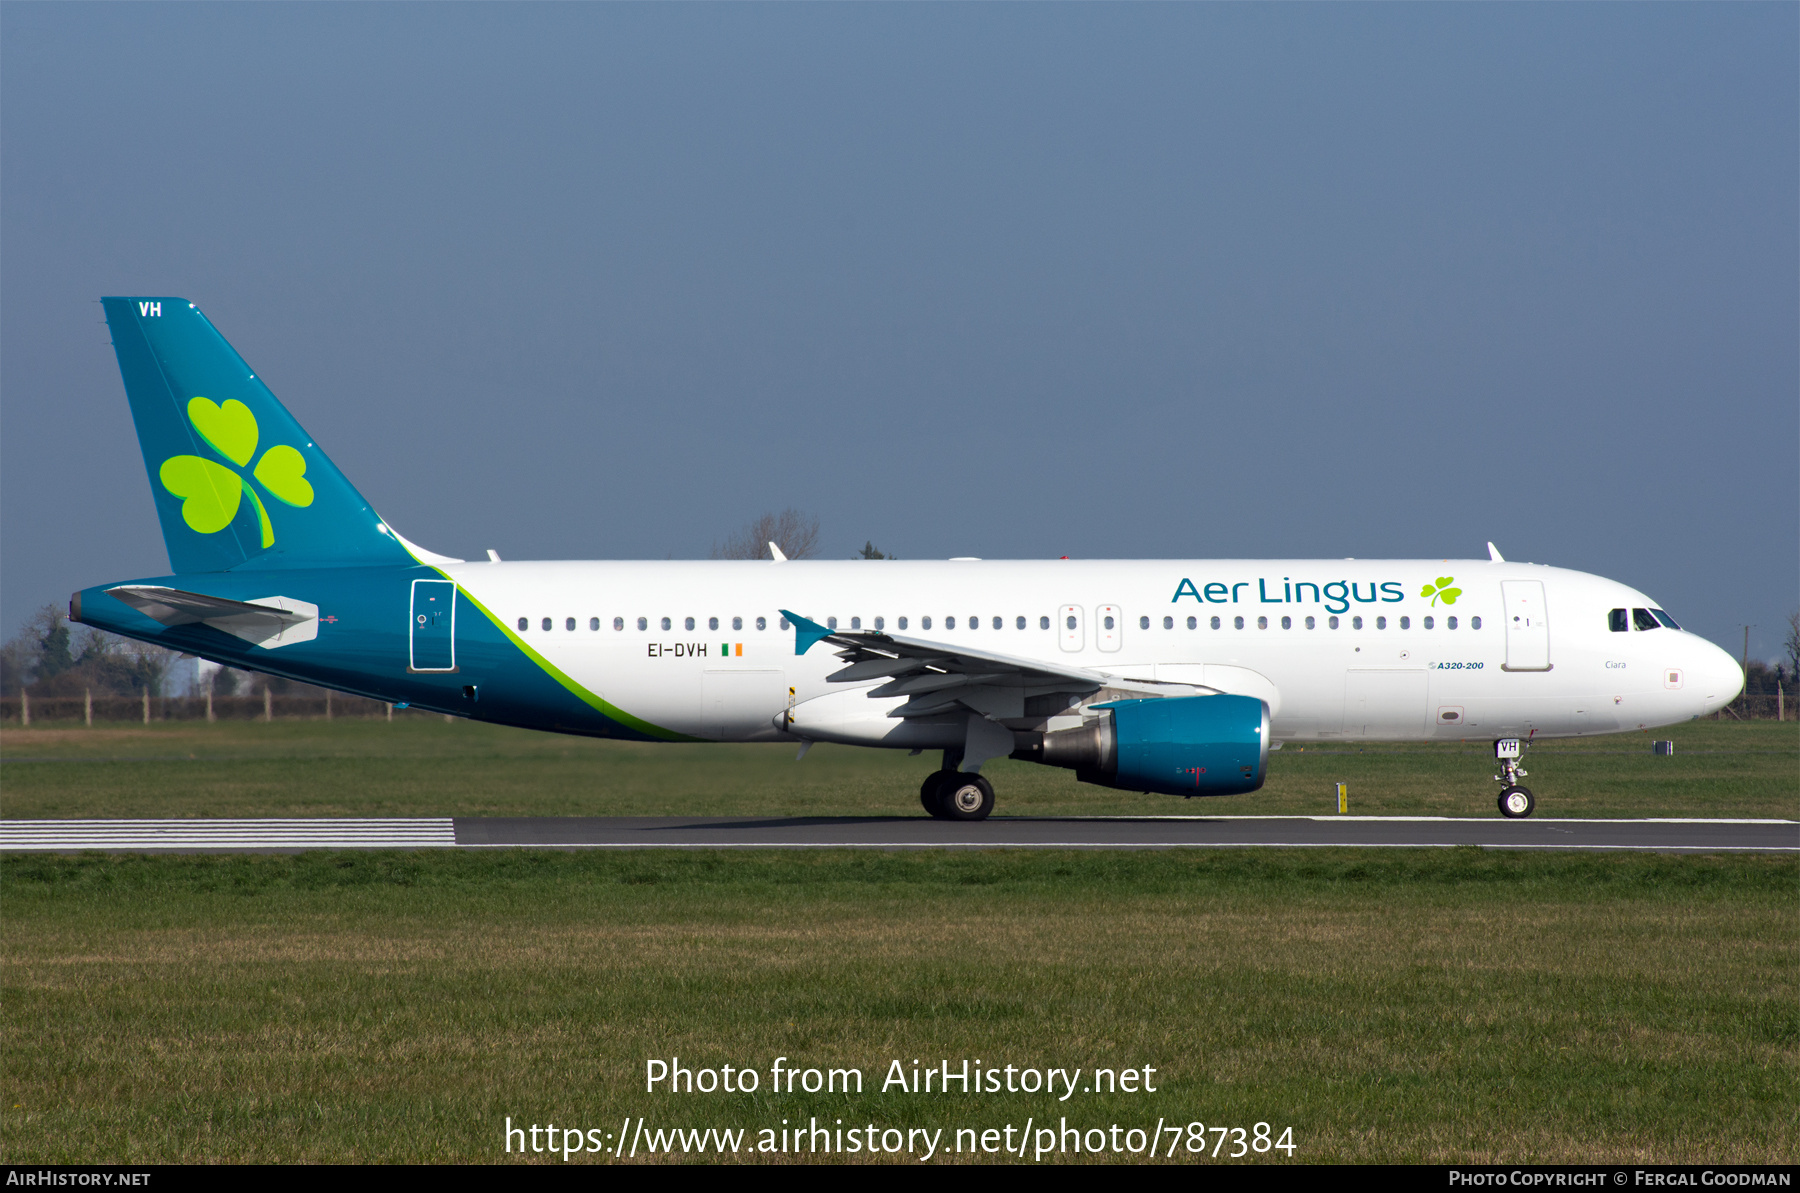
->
1014;694;1269;797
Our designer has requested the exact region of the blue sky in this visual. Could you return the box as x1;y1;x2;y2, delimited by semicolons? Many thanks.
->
3;4;1794;660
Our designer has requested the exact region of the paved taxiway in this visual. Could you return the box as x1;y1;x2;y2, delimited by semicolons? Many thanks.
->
2;816;1793;852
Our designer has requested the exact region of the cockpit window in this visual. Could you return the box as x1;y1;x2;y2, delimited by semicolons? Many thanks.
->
1608;608;1629;633
1651;609;1680;629
1632;608;1660;631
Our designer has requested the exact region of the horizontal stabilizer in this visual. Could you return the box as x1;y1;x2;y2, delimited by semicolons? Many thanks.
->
107;585;319;649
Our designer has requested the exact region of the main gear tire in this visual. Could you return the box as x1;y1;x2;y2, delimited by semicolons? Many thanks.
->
939;773;996;821
920;771;956;818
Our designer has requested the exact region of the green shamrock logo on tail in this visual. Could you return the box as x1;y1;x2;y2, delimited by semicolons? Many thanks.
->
1421;576;1461;606
159;398;313;548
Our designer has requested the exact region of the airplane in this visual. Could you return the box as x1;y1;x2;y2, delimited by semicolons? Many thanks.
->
70;298;1746;821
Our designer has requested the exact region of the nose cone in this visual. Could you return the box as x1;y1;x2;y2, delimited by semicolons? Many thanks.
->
1691;638;1745;715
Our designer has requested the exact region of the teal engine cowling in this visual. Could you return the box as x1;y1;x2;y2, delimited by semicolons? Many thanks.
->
1013;694;1269;796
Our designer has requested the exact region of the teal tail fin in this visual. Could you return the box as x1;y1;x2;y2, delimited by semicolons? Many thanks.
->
102;297;414;573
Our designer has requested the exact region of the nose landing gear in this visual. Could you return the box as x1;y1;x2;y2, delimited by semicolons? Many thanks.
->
1493;738;1535;818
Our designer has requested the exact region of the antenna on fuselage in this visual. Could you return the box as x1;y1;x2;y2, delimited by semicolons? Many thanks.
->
768;542;788;562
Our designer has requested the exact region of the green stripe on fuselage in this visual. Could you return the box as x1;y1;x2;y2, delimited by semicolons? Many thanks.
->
450;579;700;742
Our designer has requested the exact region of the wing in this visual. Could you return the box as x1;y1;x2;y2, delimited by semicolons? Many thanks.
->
108;585;319;648
781;608;1118;720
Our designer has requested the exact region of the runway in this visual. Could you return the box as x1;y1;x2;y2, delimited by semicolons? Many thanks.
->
2;815;1793;852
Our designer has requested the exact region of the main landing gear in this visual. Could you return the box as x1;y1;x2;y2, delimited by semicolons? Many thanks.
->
920;769;995;821
1493;738;1535;818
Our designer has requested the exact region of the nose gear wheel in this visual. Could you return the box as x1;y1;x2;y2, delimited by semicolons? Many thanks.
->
1498;785;1536;818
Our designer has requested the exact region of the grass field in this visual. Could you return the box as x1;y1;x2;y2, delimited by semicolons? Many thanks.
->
2;720;1794;1164
2;717;1794;820
3;850;1794;1164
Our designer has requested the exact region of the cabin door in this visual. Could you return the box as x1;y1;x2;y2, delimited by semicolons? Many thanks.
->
409;580;457;672
1500;580;1551;671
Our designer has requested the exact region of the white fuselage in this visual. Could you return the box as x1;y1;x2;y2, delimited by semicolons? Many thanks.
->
442;557;1744;747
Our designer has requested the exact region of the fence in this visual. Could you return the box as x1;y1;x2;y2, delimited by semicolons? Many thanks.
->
1715;693;1792;722
0;690;455;725
3;689;1794;726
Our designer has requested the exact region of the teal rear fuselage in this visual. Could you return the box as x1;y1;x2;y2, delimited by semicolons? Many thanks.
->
72;567;665;741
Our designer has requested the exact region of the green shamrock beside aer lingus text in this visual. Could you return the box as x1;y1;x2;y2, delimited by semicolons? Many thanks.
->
159;398;313;549
1421;576;1461;606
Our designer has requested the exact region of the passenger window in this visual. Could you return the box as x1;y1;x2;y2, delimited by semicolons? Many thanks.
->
1424;616;1434;630
1016;616;1025;630
851;617;861;630
965;616;975;630
517;617;528;631
1039;616;1050;630
1186;616;1197;630
590;617;600;631
1352;616;1362;630
661;617;672;631
732;616;743;631
1376;616;1386;630
923;616;934;629
1103;616;1115;630
898;617;908;630
1609;608;1629;633
1399;617;1409;630
1163;616;1173;630
875;617;885;631
542;618;552;631
1447;616;1457;630
709;617;719;631
1633;608;1659;631
827;617;838;630
684;617;695;631
637;617;648;631
1209;616;1219;629
1280;616;1291;630
1141;616;1151;630
1257;616;1268;630
779;617;789;630
1471;616;1481;629
1304;616;1315;630
1652;609;1680;629
993;617;1003;630
1065;616;1076;630
613;617;624;631
1328;616;1338;629
1233;616;1243;629
755;616;766;631
563;617;573;631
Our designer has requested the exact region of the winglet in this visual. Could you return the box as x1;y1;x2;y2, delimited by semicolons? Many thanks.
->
781;609;833;655
1487;542;1505;563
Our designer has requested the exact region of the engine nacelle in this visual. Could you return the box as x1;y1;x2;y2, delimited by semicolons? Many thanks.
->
1014;694;1269;797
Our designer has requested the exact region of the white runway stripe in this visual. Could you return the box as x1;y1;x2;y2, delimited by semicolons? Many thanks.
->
0;818;457;850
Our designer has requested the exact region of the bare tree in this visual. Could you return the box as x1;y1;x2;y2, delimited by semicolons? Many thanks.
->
1785;608;1800;679
711;509;820;561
